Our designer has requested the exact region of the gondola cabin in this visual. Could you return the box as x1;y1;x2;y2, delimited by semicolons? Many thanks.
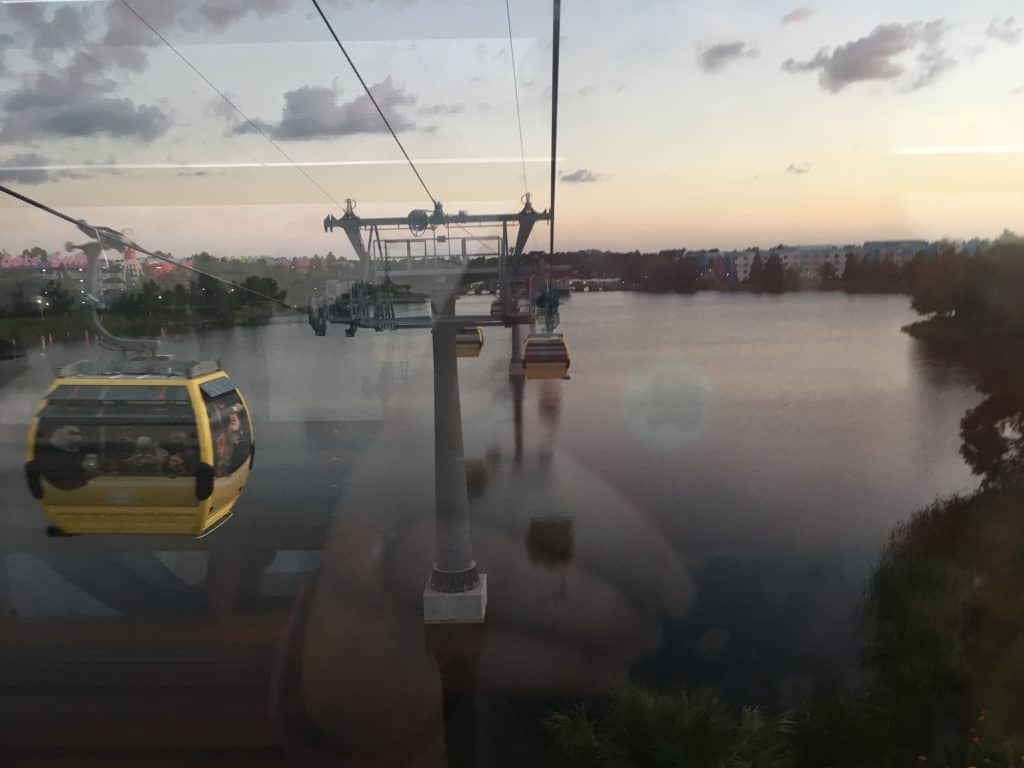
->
25;359;254;536
455;327;484;358
522;335;570;380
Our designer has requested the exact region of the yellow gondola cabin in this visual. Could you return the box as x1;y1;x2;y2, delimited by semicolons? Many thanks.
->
455;327;484;358
522;334;571;380
25;359;253;536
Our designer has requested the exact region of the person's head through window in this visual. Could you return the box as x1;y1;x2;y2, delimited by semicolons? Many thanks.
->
127;436;160;473
165;430;193;475
50;425;82;453
227;408;244;446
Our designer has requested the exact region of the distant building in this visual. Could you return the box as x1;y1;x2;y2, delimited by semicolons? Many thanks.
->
732;245;847;282
730;250;761;283
862;240;932;265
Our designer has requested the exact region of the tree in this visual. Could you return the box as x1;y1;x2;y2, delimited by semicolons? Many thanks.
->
763;254;785;293
546;686;798;768
21;246;49;266
40;280;75;315
819;261;838;283
959;390;1024;486
842;253;859;285
747;253;765;290
8;287;36;316
241;276;286;304
674;255;699;293
908;246;968;318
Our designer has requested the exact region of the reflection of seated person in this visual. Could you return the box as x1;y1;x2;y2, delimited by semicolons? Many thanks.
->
215;408;247;475
227;409;246;460
164;431;196;476
37;425;90;490
124;436;167;475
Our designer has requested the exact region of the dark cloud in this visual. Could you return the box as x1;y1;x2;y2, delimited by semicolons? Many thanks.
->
0;33;13;76
781;20;954;93
786;163;811;175
30;5;89;63
0;153;77;186
0;65;171;142
560;168;603;183
241;77;417;140
782;7;814;24
420;103;465;116
987;16;1022;45
699;42;758;73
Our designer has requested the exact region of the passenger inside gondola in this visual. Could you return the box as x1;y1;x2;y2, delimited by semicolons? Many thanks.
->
125;435;163;475
164;430;197;476
35;424;94;491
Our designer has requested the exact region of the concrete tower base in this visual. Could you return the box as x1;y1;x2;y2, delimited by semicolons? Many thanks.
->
424;574;487;624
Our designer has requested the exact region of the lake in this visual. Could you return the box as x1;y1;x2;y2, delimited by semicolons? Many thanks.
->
0;292;982;762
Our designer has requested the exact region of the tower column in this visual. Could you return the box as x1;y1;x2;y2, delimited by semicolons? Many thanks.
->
424;297;487;623
510;321;523;377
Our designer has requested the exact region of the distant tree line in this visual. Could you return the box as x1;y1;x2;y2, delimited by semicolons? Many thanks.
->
524;248;927;295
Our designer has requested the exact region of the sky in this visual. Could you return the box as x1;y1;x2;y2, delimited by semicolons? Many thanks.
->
0;0;1022;259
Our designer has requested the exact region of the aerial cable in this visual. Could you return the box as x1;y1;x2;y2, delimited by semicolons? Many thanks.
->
309;0;438;207
504;0;529;198
118;0;341;208
0;183;303;312
548;0;561;264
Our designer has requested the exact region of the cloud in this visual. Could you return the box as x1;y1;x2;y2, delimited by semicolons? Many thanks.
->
0;153;78;185
786;163;811;174
240;77;417;140
560;168;604;183
699;42;758;72
578;85;596;97
29;5;89;63
190;0;292;32
0;33;13;76
908;46;956;91
14;0;295;73
782;7;814;25
0;64;171;142
207;95;238;122
987;17;1022;45
781;20;955;92
419;103;465;116
1013;84;1024;95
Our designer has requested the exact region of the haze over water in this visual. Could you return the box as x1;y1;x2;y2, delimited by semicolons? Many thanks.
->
0;292;982;754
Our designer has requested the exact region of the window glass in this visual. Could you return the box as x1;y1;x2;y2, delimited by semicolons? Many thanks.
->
33;421;198;483
204;389;251;477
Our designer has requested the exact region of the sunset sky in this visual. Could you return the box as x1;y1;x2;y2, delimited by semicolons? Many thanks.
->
1;0;1022;259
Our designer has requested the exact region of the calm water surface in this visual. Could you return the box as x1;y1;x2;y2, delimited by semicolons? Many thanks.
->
0;292;981;763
